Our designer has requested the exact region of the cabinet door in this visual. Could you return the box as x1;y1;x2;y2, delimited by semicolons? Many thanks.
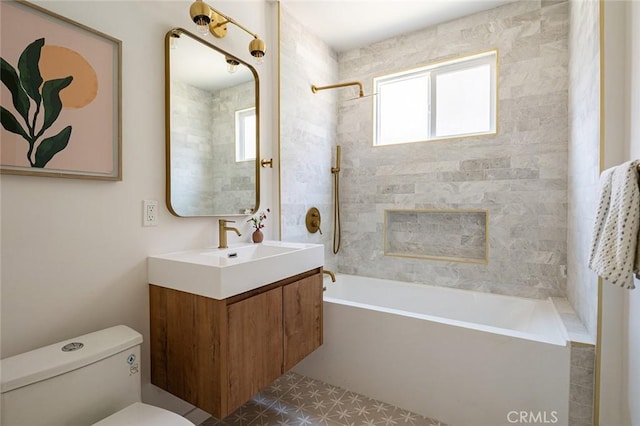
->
283;273;323;371
227;287;283;413
149;285;227;417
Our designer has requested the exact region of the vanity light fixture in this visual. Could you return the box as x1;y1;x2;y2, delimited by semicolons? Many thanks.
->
189;0;266;65
225;55;240;74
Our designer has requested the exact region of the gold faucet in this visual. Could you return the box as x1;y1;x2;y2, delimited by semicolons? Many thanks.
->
218;219;241;249
323;269;336;282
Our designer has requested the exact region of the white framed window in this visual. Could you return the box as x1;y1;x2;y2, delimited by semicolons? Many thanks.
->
373;50;497;146
235;107;256;162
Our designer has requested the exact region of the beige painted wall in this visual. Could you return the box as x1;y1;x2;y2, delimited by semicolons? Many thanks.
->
0;0;277;419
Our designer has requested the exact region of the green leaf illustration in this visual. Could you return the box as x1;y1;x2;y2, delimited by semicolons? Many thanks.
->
1;58;31;123
1;106;30;140
34;125;71;168
40;76;73;136
18;38;44;104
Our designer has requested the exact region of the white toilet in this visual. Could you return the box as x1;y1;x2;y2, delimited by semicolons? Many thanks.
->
0;325;194;426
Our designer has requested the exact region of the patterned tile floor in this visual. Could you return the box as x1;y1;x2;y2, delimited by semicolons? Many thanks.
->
199;372;447;426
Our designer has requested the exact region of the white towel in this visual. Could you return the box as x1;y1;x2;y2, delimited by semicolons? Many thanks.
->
588;160;640;289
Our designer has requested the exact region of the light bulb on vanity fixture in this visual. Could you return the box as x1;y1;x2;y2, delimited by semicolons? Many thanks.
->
195;17;210;35
189;0;211;35
249;37;266;65
169;30;181;49
188;0;266;65
225;55;240;73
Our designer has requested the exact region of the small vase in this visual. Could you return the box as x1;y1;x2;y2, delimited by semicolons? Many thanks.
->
252;229;264;243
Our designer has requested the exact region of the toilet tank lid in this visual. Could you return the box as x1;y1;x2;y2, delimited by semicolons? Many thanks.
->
1;325;142;393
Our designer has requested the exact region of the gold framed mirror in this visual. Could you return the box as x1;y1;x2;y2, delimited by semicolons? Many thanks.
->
165;28;260;217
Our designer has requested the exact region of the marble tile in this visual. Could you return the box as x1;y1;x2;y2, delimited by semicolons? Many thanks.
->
567;0;600;346
171;80;255;215
385;210;487;262
280;8;339;271
281;1;570;301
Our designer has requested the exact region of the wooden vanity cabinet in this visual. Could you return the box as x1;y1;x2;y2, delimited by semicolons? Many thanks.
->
282;273;323;371
226;287;283;411
149;268;323;419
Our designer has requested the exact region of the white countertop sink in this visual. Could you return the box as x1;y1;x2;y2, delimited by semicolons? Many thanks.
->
147;241;325;299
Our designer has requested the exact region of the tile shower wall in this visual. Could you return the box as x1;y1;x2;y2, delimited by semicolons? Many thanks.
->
171;81;214;215
211;81;255;214
567;0;600;338
280;7;339;270
171;80;254;215
336;1;570;299
384;210;487;263
569;343;596;426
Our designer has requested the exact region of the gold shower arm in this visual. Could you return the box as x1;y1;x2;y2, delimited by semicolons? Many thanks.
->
311;81;364;97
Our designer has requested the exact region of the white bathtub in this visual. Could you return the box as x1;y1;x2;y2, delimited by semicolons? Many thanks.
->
293;274;571;426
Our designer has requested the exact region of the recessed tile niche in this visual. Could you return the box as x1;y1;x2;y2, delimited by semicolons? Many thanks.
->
384;210;488;264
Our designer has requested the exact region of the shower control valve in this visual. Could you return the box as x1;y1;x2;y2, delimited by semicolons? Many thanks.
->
305;207;322;234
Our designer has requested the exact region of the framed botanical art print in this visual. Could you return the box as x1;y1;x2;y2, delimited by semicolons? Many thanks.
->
0;0;122;180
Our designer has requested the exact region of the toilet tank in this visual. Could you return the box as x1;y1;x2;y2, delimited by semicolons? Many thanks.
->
1;325;143;426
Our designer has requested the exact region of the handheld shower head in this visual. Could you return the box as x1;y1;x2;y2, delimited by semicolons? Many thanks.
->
332;145;341;174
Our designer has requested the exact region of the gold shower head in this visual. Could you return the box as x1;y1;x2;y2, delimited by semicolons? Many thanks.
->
344;93;377;102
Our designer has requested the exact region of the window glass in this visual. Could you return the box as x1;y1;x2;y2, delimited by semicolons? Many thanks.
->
235;107;256;162
377;75;429;145
373;51;496;146
435;64;491;137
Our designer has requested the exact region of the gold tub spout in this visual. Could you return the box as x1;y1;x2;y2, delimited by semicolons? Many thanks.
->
323;269;336;282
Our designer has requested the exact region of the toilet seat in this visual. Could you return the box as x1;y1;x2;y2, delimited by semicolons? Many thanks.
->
92;402;195;426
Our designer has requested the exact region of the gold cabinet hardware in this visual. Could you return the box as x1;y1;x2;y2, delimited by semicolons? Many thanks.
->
261;158;273;168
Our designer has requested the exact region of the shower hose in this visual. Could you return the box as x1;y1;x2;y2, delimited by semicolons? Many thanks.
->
332;169;341;254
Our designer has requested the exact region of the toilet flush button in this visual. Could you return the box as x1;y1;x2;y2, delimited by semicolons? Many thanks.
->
127;354;139;375
61;342;84;352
